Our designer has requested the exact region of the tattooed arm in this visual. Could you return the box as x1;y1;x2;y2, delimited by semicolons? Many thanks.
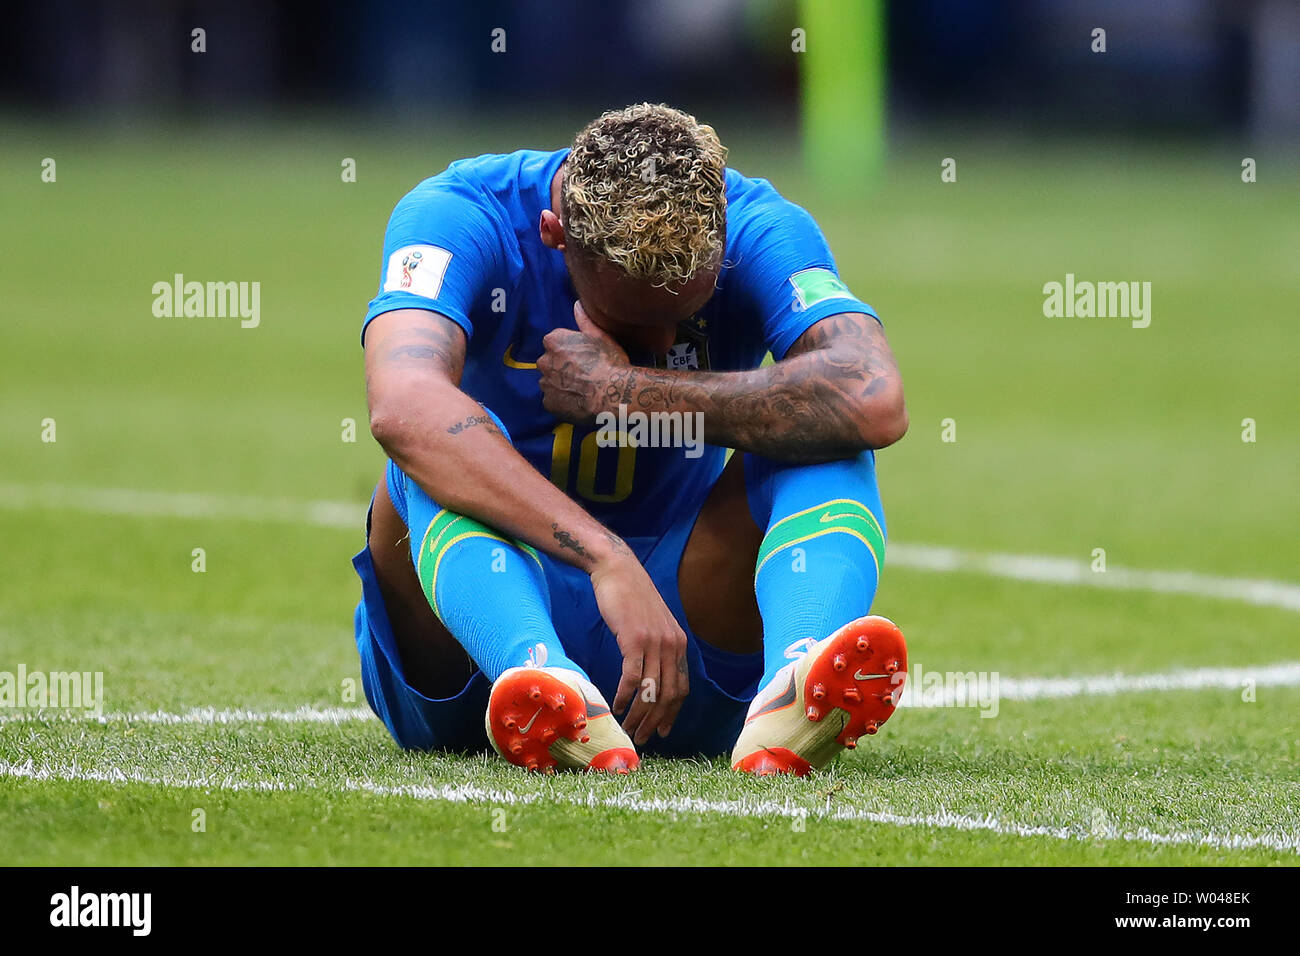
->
364;308;689;742
540;307;908;463
365;308;636;570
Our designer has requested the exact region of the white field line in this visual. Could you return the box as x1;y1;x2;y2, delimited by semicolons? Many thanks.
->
900;660;1300;708
4;482;1299;614
888;543;1300;613
1;758;1295;855
0;705;373;726
4;485;1295;856
1;660;1298;729
0;483;361;531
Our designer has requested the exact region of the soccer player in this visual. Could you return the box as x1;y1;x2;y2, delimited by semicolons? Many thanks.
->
353;104;909;776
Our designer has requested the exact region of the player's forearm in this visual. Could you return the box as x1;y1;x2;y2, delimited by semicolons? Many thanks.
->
605;349;907;463
370;384;629;573
542;310;907;463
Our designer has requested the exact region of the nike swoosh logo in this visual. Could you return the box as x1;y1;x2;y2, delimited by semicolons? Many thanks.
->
519;707;544;733
853;670;890;681
503;343;538;370
820;511;863;523
748;672;798;721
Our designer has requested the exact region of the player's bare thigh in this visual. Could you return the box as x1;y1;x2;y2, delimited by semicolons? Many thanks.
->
368;479;475;698
678;452;764;656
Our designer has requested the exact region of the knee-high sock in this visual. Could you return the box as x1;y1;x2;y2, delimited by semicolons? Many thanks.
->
746;452;887;691
406;491;586;685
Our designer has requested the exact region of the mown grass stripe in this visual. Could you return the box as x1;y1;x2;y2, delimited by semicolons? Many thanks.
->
5;483;1296;613
2;759;1295;855
1;661;1297;726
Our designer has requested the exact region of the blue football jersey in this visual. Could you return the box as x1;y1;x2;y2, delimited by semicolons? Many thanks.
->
362;149;878;551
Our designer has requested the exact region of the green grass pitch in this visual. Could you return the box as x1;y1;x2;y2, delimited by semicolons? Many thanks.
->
1;118;1297;865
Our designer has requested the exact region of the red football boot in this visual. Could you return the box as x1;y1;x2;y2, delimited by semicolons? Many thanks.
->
732;616;907;776
485;666;639;774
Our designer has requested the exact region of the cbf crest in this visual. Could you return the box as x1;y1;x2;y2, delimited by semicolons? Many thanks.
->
655;316;710;371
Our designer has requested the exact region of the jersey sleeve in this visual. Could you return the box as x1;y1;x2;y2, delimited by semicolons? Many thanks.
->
361;178;505;345
726;190;878;360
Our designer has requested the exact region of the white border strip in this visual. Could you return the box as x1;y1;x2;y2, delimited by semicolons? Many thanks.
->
4;482;1298;613
1;759;1295;855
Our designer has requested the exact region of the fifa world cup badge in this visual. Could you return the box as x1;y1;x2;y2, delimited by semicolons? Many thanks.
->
399;250;423;288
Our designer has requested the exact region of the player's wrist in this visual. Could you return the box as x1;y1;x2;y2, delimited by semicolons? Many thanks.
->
592;360;624;412
587;532;636;576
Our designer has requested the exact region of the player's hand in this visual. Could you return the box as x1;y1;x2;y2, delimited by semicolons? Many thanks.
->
538;302;629;423
588;548;690;746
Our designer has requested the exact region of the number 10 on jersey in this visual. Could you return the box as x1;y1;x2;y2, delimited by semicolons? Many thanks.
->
549;424;635;503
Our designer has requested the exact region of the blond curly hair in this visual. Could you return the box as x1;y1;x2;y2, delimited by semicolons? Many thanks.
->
561;103;728;287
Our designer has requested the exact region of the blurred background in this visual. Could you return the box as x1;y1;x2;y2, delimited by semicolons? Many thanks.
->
4;0;1299;138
